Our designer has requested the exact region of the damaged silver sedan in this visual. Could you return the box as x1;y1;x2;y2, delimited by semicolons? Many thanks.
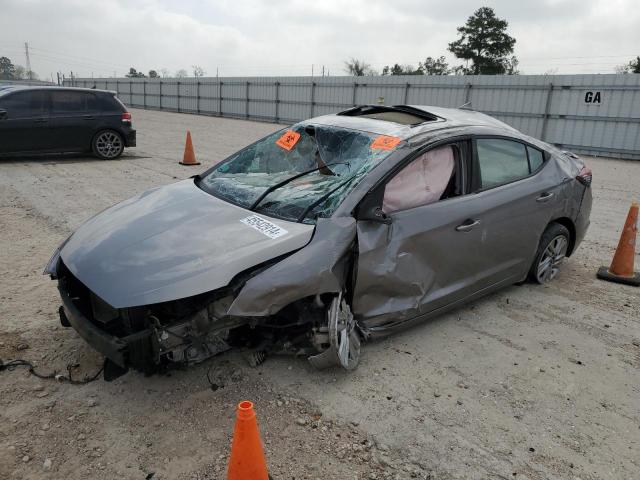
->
45;105;592;380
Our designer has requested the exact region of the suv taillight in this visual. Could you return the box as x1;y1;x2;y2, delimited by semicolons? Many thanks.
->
576;166;592;187
121;112;132;123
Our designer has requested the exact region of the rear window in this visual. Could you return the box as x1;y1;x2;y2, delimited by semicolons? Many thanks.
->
51;91;87;113
527;146;544;171
476;138;530;189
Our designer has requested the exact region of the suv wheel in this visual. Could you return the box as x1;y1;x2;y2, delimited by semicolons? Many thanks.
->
92;130;124;160
529;223;570;284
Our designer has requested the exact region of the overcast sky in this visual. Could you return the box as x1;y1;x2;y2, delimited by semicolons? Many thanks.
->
1;0;638;80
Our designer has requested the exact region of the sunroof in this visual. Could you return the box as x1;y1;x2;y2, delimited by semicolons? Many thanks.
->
337;105;437;125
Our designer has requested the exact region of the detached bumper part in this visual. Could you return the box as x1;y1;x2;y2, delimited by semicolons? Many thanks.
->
58;285;157;379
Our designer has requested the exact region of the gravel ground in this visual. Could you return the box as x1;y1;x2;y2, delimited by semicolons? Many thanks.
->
0;108;638;480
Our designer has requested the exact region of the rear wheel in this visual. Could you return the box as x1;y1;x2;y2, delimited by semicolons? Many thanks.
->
529;223;570;284
92;130;124;160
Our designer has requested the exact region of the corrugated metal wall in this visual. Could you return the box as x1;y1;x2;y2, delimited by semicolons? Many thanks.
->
66;74;640;160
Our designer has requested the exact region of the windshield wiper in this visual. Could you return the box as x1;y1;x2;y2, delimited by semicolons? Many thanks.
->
296;175;358;222
249;162;348;211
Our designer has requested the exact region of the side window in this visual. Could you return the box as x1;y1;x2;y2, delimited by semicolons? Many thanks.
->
476;139;529;189
50;91;87;114
527;146;544;171
0;91;47;119
382;145;459;213
85;93;99;111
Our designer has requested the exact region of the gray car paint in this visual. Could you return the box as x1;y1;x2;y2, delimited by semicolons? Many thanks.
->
352;152;573;327
60;179;314;308
56;106;589;334
227;111;588;327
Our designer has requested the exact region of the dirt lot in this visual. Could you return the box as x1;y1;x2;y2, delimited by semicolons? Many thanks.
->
1;108;638;480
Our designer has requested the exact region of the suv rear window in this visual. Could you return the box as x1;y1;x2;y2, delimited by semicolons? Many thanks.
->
51;91;88;113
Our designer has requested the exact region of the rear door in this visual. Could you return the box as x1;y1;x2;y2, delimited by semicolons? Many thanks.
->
0;90;49;154
48;90;96;151
466;137;562;283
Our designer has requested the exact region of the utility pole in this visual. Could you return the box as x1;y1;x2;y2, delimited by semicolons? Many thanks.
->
311;64;314;77
24;42;32;80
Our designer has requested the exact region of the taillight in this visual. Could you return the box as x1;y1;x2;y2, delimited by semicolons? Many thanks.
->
576;166;592;186
121;112;132;123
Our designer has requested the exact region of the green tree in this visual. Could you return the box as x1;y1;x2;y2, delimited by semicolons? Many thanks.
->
148;70;159;78
618;56;640;73
448;7;516;75
0;56;16;80
125;67;146;78
419;56;450;75
381;63;421;75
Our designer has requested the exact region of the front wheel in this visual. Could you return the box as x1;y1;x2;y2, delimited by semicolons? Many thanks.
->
529;223;570;284
92;130;124;160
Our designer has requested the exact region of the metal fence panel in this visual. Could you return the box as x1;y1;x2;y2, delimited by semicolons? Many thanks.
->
67;74;640;159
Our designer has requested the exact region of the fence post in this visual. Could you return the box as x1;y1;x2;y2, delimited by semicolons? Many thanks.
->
116;79;119;98
464;82;472;105
129;80;132;105
352;82;358;106
177;81;181;112
403;82;410;104
540;83;554;141
310;81;316;117
274;81;280;123
218;81;223;116
159;81;163;110
196;81;200;114
143;80;147;108
245;81;250;118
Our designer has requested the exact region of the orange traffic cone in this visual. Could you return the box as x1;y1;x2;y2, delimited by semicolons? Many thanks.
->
227;401;270;480
597;201;640;286
180;130;201;165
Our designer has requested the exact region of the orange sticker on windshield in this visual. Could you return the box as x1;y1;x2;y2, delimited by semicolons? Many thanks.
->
276;130;301;151
371;135;402;150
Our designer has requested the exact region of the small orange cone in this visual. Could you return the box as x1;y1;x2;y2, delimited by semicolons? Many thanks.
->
180;130;200;165
597;201;640;286
227;401;270;480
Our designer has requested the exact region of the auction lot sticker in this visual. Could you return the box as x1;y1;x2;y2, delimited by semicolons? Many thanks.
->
240;215;288;239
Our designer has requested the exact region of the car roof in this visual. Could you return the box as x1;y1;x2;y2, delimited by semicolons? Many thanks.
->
0;85;116;97
308;104;518;140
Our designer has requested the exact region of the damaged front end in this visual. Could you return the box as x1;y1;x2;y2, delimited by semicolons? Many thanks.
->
50;216;361;381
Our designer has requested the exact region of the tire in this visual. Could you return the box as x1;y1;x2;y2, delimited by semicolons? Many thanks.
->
92;130;124;160
528;223;570;284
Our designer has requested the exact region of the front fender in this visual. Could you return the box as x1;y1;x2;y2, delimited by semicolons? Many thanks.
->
227;217;356;316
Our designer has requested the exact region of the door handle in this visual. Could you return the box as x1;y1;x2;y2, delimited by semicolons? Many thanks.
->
455;219;480;232
536;192;554;203
82;115;95;120
34;118;48;123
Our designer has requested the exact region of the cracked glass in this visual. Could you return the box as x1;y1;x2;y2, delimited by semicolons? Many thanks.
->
199;123;400;224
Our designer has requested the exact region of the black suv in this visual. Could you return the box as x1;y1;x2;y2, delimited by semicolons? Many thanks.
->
0;86;136;159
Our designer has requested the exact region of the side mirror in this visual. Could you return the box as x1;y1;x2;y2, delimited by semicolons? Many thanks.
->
0;109;7;120
358;205;392;225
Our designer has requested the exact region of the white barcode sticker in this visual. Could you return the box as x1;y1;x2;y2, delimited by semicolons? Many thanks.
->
240;215;288;239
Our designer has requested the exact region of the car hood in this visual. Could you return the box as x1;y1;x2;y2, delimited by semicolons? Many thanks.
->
60;179;314;308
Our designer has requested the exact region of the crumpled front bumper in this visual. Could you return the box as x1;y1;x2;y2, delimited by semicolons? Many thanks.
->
58;281;156;371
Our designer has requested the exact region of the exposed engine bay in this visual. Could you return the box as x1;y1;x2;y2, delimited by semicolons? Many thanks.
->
55;256;362;381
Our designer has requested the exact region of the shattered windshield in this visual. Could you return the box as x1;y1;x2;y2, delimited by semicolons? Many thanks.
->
198;123;401;224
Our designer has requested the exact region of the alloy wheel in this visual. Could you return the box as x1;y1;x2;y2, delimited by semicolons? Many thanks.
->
95;131;123;159
536;235;568;283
